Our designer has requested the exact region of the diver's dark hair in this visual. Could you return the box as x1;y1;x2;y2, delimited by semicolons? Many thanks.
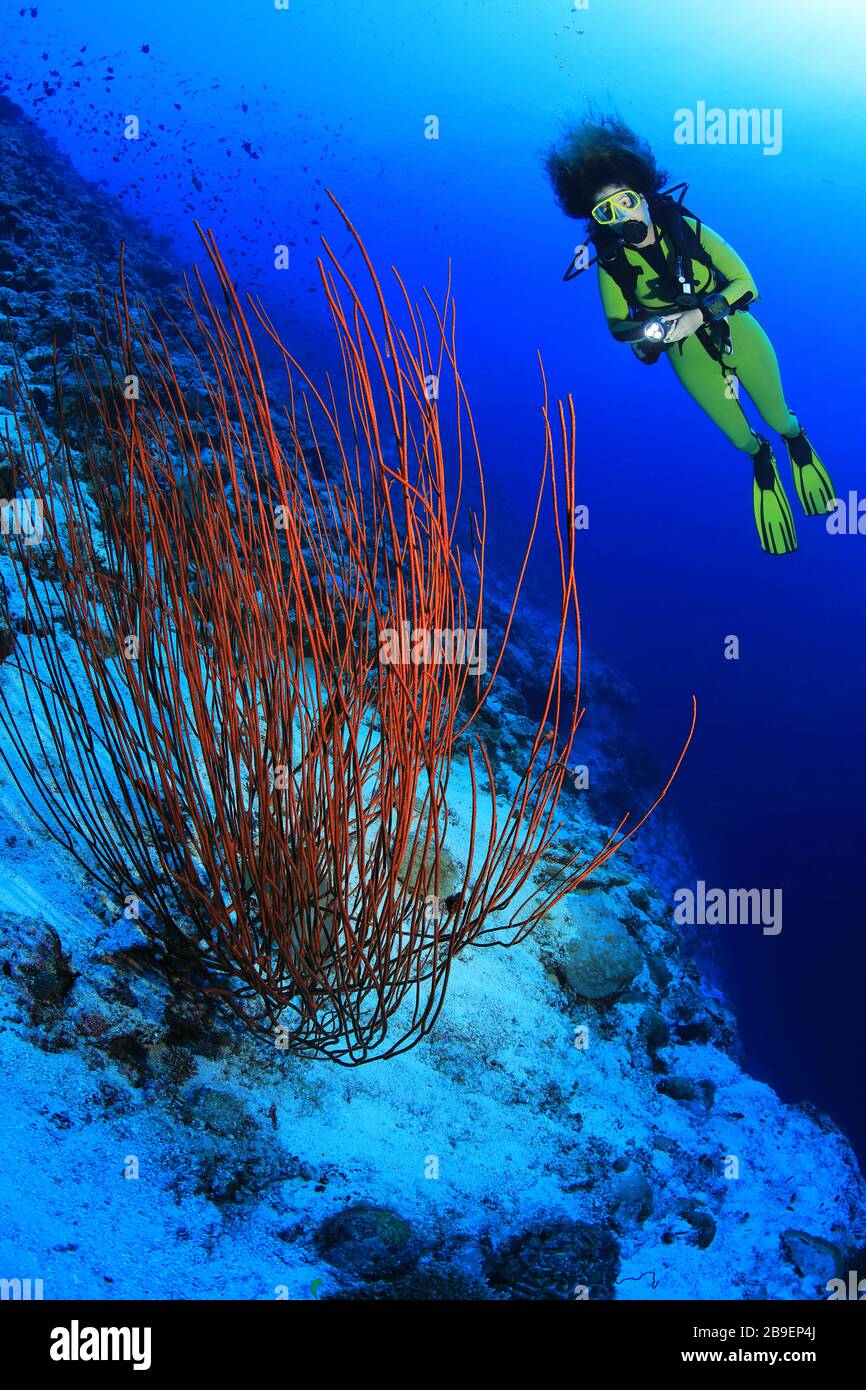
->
544;110;669;220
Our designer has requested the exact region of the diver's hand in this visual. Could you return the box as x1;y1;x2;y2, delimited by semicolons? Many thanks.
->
660;308;704;344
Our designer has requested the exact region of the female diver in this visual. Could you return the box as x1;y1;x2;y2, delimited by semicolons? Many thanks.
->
546;113;834;555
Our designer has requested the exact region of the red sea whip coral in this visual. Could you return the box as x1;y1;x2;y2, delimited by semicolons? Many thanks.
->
0;197;695;1062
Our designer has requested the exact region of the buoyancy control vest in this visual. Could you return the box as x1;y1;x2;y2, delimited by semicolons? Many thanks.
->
563;183;750;366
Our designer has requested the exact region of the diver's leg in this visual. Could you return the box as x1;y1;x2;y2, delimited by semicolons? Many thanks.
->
667;337;797;553
667;336;758;450
726;312;798;433
730;314;835;515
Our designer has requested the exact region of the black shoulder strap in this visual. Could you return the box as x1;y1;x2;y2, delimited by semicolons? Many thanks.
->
599;241;642;309
653;190;715;275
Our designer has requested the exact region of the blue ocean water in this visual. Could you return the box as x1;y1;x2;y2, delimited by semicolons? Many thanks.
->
2;0;863;1180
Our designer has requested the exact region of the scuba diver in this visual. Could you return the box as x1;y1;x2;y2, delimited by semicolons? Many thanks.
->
546;113;834;555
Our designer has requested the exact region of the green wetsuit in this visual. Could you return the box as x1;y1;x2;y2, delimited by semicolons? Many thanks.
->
598;220;799;454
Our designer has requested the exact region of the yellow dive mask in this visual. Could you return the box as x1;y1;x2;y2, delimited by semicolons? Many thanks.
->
591;189;643;225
